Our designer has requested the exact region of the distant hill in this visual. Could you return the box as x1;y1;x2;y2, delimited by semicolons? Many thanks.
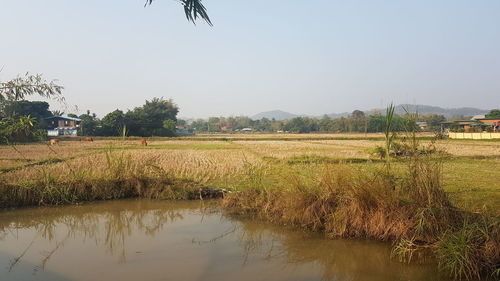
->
251;110;299;120
325;112;350;119
250;105;489;121
392;104;488;117
330;105;488;118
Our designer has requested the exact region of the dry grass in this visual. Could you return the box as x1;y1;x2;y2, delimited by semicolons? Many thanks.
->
433;140;500;157
189;132;391;140
235;140;372;160
1;135;499;212
223;157;499;280
0;134;499;279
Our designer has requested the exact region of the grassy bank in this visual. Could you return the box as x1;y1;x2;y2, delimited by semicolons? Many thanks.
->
223;156;499;280
0;134;499;279
0;177;208;208
0;149;222;208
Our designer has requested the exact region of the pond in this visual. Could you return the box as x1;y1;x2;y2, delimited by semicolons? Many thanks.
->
0;199;449;281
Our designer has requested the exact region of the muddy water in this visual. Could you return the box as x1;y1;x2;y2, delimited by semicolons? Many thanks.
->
0;200;449;281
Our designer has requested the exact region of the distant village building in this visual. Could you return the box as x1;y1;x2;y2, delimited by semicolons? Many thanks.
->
443;118;500;133
416;121;428;130
471;114;486;120
220;125;233;131
175;126;195;136
45;116;81;137
241;128;253;132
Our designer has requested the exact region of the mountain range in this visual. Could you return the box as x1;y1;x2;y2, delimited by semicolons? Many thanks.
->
251;105;490;120
251;110;300;120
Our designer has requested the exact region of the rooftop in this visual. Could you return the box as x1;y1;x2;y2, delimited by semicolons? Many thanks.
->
45;116;82;122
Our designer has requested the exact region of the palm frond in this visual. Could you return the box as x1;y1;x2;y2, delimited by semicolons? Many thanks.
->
145;0;212;26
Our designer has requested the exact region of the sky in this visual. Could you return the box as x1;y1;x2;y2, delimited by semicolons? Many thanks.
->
1;0;499;118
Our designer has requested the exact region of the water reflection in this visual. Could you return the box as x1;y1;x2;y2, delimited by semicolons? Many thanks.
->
0;199;449;281
234;218;448;281
1;200;197;265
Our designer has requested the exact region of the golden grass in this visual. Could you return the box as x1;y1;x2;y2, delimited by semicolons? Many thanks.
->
193;132;390;139
0;134;499;214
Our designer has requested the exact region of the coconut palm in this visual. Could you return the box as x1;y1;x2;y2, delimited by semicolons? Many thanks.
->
51;110;65;117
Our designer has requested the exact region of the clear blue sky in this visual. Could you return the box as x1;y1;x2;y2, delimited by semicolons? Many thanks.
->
1;0;499;118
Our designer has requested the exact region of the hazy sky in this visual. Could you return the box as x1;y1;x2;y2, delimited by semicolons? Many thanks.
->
1;0;499;118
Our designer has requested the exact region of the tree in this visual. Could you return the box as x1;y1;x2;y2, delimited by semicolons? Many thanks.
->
190;119;208;132
0;73;63;102
125;97;179;136
162;119;177;136
0;73;64;143
421;114;446;130
78;111;100;136
349;110;367;132
486;109;500;118
352;110;365;119
2;100;52;120
367;115;385;133
284;117;318;133
0;115;45;143
145;0;212;26
1;100;52;133
254;118;272;132
101;110;126;136
51;110;65;116
207;117;221;132
177;119;187;127
318;115;335;132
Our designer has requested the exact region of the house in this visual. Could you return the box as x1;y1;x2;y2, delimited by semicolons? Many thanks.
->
45;116;81;137
471;114;486;120
176;126;195;136
220;125;233;131
241;128;253;132
446;118;500;132
479;118;500;132
416;121;428;130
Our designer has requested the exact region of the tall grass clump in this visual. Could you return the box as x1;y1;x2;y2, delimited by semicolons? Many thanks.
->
384;103;396;171
436;218;499;280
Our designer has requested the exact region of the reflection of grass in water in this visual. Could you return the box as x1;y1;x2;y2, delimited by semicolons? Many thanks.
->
233;215;443;281
0;200;203;269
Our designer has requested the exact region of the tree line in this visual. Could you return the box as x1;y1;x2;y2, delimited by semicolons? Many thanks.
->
186;111;448;134
0;96;179;142
2;72;497;142
0;98;449;143
68;97;178;137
